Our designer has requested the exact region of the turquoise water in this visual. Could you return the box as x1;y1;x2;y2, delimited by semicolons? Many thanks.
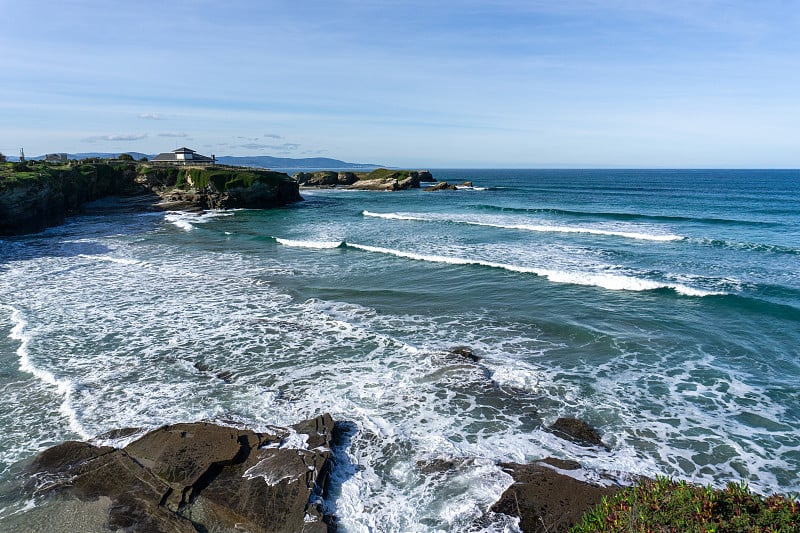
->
1;169;798;531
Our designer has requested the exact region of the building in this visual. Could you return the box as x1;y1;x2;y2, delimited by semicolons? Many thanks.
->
44;153;68;163
151;147;215;166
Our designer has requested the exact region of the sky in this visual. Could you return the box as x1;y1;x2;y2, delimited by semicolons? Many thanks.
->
1;0;798;168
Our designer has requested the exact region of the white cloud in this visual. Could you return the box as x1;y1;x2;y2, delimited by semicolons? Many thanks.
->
138;113;165;120
83;133;148;142
157;132;190;138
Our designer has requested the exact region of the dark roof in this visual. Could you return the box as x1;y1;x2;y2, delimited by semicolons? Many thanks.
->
152;147;214;162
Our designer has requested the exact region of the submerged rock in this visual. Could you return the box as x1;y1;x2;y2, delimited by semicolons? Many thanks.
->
491;460;619;533
26;415;335;533
548;417;608;449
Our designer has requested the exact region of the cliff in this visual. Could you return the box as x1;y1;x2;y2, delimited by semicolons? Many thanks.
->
0;162;302;236
294;168;434;190
0;161;139;235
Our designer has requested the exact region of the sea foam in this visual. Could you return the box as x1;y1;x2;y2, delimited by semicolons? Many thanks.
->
345;242;721;296
362;210;684;242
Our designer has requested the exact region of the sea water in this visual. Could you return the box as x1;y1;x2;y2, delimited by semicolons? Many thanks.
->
0;169;798;531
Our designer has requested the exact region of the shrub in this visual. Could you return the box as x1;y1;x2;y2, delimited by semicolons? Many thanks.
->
571;476;800;533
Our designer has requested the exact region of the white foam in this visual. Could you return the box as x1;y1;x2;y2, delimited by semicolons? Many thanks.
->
346;242;720;296
362;210;426;222
164;209;233;232
276;238;343;249
362;210;684;242
6;306;89;439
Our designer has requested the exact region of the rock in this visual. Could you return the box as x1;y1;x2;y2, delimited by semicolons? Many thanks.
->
295;171;339;187
491;461;619;533
26;415;336;533
458;181;473;187
346;169;434;191
548;417;607;449
450;346;482;363
423;181;457;191
337;172;359;185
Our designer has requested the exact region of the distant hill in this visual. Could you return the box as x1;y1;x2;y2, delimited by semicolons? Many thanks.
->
215;155;381;169
11;153;382;169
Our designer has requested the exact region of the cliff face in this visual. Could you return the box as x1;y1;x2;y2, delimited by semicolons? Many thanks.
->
0;163;303;236
0;163;138;236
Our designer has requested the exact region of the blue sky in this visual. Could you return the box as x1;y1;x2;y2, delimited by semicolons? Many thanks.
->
1;0;798;167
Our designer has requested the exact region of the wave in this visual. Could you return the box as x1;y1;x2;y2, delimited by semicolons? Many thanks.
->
344;243;720;297
5;306;89;439
467;204;777;227
690;238;800;256
164;210;235;232
362;211;683;242
275;238;344;249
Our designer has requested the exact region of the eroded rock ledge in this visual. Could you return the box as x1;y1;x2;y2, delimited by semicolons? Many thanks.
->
26;415;335;533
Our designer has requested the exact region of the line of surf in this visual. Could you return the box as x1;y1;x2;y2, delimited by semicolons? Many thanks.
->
275;238;344;249
362;211;683;242
5;305;89;439
344;243;721;297
466;204;775;227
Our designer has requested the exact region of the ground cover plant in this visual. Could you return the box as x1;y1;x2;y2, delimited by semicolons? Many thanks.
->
572;476;800;532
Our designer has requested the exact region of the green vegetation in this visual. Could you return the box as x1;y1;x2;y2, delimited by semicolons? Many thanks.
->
357;168;417;181
0;160;136;192
572;476;800;533
174;167;293;192
118;153;135;161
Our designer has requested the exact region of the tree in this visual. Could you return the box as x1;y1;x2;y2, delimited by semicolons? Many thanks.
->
0;152;6;163
118;153;135;161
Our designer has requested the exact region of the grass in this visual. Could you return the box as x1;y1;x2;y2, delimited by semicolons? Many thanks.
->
357;168;417;181
571;476;800;533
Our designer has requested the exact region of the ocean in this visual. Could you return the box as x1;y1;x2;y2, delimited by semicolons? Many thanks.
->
1;169;798;531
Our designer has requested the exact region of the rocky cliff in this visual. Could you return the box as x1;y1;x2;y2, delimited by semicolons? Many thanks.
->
0;162;303;235
294;168;434;190
0;162;139;235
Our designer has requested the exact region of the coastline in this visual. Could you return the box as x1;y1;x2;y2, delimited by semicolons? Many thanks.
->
2;168;798;531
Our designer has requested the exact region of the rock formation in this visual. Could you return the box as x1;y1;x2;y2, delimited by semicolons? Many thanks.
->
294;169;434;190
491;459;619;533
0;162;303;235
25;415;335;533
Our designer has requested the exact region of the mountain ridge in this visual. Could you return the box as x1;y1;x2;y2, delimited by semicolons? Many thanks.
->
14;152;383;169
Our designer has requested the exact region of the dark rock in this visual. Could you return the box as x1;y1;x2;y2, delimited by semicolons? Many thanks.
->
295;171;339;187
548;417;607;449
337;172;359;185
491;461;619;533
450;346;482;363
346;169;434;191
26;415;337;533
423;181;457;191
417;170;435;182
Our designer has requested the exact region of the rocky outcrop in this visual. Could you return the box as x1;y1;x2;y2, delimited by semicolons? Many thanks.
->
294;169;434;191
0;163;139;235
423;181;473;191
0;163;303;235
294;171;359;187
25;415;336;533
547;417;608;449
491;459;619;533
